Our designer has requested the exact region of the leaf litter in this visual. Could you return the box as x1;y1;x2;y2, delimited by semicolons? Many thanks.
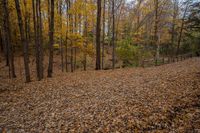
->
0;58;200;132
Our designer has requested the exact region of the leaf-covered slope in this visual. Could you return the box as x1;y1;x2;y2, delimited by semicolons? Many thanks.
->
0;58;200;132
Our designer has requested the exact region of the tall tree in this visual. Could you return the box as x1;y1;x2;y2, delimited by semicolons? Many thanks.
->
83;0;88;71
32;0;39;80
112;0;115;69
2;0;16;78
59;0;64;72
47;0;55;77
102;0;106;69
15;0;30;82
74;8;77;71
38;0;44;79
69;0;74;73
32;0;44;80
96;0;101;70
0;24;9;66
154;0;159;60
176;1;190;55
171;0;178;55
65;0;70;72
24;0;29;62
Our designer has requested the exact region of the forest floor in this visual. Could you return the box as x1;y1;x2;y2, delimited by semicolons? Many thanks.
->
0;58;200;132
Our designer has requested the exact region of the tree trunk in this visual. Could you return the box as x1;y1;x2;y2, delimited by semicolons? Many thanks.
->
108;1;111;46
83;0;88;71
59;0;64;72
47;0;55;77
112;0;115;69
74;14;78;71
156;33;161;60
154;0;159;60
74;48;76;71
65;0;70;72
171;0;178;56
15;0;30;82
96;0;101;70
38;0;44;79
1;22;9;66
24;0;29;62
32;0;43;80
102;0;106;69
0;30;3;52
69;0;74;73
71;47;74;72
32;0;40;80
3;0;16;78
176;1;189;55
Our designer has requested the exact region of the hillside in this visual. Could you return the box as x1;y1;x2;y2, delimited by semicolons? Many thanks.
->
0;58;200;132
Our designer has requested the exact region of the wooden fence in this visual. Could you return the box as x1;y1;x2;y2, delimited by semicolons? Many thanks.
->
141;50;200;68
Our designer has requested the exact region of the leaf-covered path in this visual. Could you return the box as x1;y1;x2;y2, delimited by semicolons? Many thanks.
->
0;58;200;132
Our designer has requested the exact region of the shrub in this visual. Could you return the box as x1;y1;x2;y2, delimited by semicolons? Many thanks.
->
116;39;152;67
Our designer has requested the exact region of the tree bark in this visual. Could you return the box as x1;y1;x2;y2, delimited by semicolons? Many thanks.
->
154;0;159;60
102;0;106;69
171;0;177;46
83;0;88;71
0;30;4;54
74;13;78;71
112;0;115;69
96;0;101;70
59;0;64;72
32;0;39;80
32;0;43;80
1;23;9;66
3;0;16;78
69;0;74;73
176;1;189;55
70;51;73;73
24;0;30;62
47;0;55;77
65;0;70;72
38;0;44;79
15;0;30;82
